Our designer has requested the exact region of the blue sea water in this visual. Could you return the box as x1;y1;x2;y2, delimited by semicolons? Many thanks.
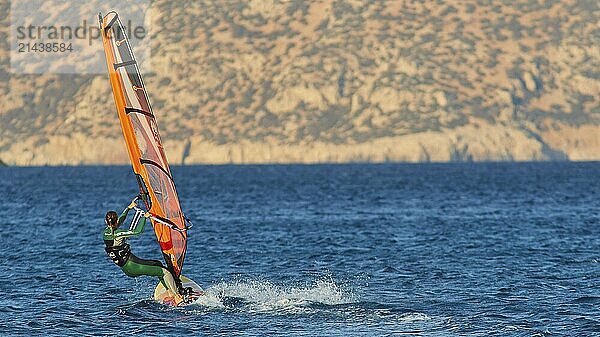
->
0;163;599;336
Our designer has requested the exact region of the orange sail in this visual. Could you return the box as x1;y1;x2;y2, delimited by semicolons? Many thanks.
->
99;11;187;277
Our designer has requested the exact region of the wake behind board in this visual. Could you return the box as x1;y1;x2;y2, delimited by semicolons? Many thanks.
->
154;275;204;306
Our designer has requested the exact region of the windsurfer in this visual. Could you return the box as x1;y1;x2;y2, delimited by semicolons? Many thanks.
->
102;197;193;304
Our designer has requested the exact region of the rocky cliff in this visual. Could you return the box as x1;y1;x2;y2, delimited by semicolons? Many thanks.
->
1;0;599;165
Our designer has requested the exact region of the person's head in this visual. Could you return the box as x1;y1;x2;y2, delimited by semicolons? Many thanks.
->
105;211;119;228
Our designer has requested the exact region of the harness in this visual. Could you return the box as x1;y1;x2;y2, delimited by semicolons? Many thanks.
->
104;241;131;267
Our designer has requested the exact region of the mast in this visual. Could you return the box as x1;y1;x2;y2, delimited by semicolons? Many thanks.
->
99;11;188;277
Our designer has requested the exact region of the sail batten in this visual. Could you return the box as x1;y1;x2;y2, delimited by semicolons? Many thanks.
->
100;11;187;277
125;107;154;118
114;60;138;69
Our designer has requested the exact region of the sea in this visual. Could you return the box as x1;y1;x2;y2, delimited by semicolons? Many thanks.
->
0;163;598;336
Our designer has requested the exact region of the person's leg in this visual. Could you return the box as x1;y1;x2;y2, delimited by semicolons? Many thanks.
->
123;255;182;296
160;268;181;296
161;252;184;293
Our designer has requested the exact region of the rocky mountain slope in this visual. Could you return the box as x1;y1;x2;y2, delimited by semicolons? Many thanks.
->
1;0;599;165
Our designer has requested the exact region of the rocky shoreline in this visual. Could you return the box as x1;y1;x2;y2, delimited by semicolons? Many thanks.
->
2;119;598;166
1;1;598;166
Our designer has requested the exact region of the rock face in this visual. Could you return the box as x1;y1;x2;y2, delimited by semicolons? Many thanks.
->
1;1;599;165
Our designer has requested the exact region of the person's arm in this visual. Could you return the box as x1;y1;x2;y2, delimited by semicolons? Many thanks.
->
114;211;150;238
117;208;130;226
117;197;140;226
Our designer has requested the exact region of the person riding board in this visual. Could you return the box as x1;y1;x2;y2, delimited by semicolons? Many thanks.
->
102;196;193;305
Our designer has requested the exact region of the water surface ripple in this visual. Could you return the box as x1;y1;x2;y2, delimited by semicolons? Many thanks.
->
0;163;598;336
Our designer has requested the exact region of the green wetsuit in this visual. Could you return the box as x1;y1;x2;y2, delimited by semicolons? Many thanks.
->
102;207;177;290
